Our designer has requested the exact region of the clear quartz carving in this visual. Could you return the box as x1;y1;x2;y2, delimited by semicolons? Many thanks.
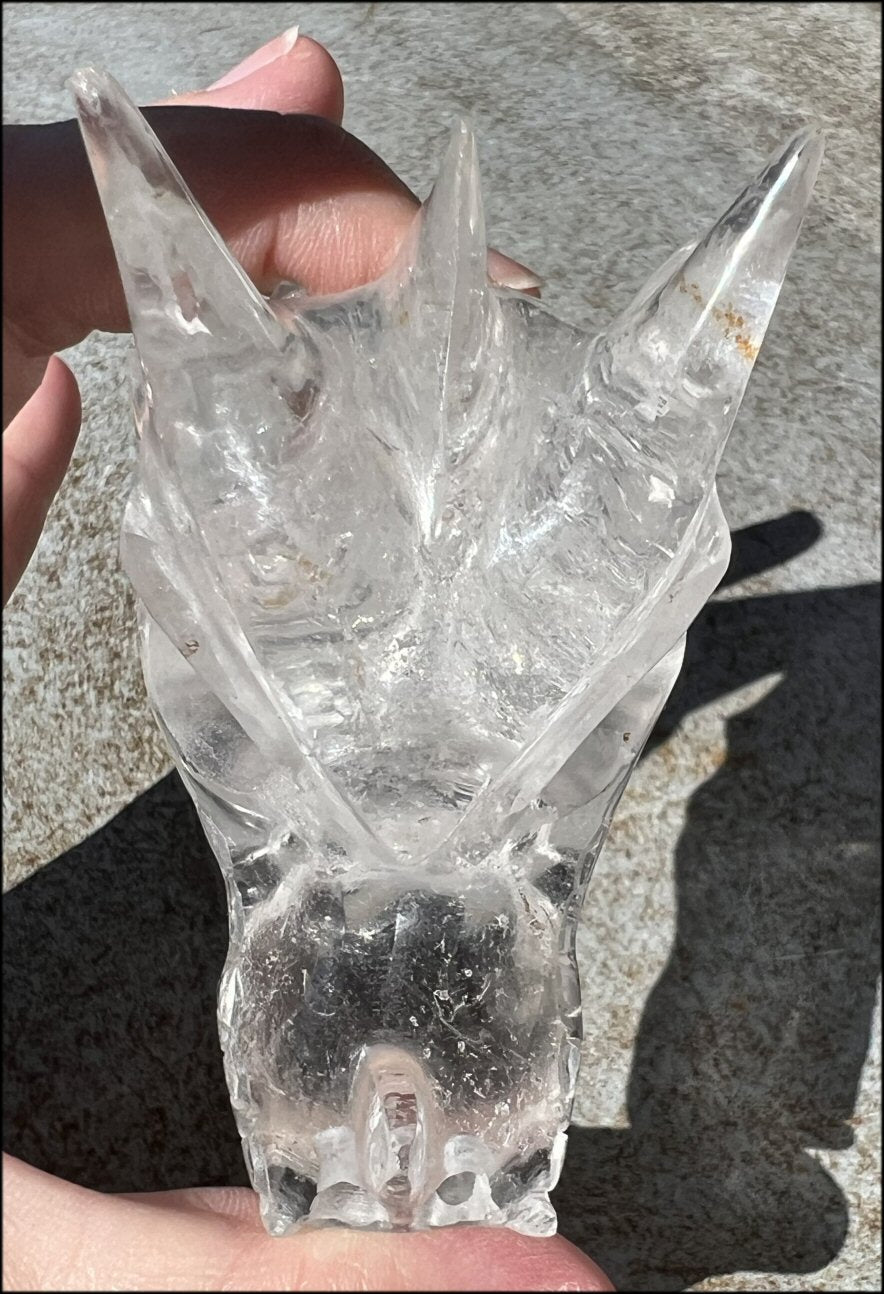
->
70;68;821;1236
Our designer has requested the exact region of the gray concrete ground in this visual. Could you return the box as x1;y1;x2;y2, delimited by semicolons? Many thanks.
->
2;4;881;1290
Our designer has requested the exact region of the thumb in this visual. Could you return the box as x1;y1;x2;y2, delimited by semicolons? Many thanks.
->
2;355;81;606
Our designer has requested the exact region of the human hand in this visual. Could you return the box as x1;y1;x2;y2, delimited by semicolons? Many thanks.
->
1;27;540;605
2;30;611;1293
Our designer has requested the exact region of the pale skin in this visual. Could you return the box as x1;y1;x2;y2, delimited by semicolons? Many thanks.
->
2;31;614;1292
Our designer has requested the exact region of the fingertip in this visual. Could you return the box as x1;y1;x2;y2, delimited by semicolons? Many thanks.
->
162;30;345;122
487;246;544;295
43;353;82;424
287;34;345;123
207;25;302;89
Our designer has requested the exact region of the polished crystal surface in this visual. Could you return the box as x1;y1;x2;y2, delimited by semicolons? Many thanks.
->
71;68;821;1235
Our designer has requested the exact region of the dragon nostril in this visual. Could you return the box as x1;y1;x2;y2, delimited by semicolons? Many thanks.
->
351;1044;441;1226
436;1171;476;1205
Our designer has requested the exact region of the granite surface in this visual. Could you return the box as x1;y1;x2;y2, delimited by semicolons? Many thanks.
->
2;3;881;1290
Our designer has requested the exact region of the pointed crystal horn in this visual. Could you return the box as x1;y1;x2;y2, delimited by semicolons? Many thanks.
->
386;120;491;540
69;68;281;367
407;118;488;297
600;128;823;476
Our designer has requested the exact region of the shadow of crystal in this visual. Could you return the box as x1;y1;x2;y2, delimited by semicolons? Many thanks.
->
555;557;881;1289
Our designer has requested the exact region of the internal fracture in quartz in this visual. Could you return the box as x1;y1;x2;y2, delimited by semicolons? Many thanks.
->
71;68;822;1236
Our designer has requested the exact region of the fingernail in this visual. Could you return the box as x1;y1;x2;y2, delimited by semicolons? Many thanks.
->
209;25;300;89
487;247;544;292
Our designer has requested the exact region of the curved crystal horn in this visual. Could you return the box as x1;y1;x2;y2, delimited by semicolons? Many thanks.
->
597;128;824;480
69;67;283;370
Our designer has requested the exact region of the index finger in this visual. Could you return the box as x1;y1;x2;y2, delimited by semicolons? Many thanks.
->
2;108;418;354
4;106;538;359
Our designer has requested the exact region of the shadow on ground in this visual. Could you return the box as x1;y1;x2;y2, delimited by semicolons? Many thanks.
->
3;513;881;1290
557;518;882;1289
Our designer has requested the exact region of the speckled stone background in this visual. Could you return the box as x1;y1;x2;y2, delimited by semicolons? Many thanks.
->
2;3;881;1290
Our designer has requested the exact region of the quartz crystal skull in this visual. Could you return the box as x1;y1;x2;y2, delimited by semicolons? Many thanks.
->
71;70;821;1236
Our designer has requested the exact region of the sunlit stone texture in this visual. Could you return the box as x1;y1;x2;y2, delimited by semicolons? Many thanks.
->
71;68;821;1235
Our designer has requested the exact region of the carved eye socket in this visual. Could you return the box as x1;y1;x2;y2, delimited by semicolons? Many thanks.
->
278;378;318;421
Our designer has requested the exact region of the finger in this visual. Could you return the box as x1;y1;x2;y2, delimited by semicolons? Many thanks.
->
2;1155;614;1291
1;31;345;429
3;109;411;351
157;29;345;123
164;29;538;294
5;109;540;361
488;247;544;293
156;30;534;291
2;356;81;606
